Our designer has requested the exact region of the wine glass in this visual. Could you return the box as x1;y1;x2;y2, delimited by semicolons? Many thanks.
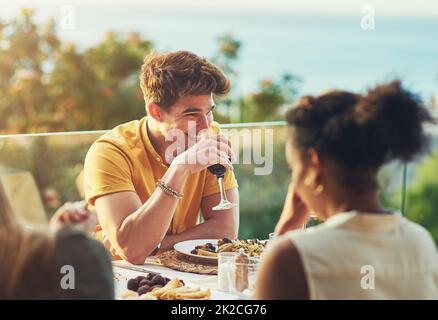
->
208;164;238;211
206;121;238;211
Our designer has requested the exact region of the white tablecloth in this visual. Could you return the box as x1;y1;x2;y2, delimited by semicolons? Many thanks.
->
112;259;240;300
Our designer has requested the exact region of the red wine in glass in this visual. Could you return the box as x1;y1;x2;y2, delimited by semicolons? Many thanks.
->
207;164;226;178
208;162;237;211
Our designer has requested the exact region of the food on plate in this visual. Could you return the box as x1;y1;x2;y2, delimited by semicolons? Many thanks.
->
122;273;211;300
217;243;234;253
126;273;172;295
121;290;138;300
196;248;219;257
190;238;266;257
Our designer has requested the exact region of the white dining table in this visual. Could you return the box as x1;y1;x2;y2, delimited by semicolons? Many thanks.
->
112;258;242;300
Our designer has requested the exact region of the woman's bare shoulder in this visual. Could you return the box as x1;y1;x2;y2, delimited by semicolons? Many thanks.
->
254;236;309;300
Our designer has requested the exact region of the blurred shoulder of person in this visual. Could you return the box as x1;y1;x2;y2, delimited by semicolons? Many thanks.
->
0;199;114;299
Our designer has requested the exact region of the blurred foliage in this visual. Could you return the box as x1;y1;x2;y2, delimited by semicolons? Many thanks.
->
233;127;290;238
405;150;438;245
238;74;301;122
0;9;152;133
0;10;300;133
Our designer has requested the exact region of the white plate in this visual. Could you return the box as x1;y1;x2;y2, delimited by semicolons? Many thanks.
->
174;239;219;261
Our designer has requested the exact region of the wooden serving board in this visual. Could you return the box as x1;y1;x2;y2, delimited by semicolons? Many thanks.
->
157;250;218;275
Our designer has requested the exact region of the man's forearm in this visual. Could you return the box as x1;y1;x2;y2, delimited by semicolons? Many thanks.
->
160;215;238;251
115;163;190;263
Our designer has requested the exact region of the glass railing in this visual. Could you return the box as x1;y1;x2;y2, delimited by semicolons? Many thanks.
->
403;125;438;245
0;122;437;241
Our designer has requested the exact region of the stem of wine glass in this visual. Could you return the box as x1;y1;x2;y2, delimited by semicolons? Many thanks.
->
212;176;238;211
217;176;227;202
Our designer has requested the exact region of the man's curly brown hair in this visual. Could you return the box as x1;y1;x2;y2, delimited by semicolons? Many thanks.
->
139;50;231;110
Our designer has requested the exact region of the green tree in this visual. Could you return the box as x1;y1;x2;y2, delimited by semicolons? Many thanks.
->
0;9;152;133
239;74;301;122
211;33;301;124
211;32;241;122
0;9;57;133
405;149;438;244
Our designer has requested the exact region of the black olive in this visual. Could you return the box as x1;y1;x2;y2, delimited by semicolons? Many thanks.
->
150;275;166;286
127;278;139;292
136;275;147;282
139;279;151;287
137;285;151;295
146;273;157;281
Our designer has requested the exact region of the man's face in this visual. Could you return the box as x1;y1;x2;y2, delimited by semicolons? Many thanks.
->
159;94;215;147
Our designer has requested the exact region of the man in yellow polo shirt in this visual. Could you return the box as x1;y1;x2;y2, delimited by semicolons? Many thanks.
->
83;51;239;264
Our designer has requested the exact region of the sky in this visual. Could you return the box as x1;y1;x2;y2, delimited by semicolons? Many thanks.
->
1;0;437;100
1;0;438;17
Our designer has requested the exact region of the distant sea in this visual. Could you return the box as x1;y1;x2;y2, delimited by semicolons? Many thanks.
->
2;4;438;101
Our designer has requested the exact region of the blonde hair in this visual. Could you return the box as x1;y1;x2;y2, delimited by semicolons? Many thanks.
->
0;189;57;299
140;50;230;109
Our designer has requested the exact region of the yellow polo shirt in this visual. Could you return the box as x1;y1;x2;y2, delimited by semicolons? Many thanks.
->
83;117;238;235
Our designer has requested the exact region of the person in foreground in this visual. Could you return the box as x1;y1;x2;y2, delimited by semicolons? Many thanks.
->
254;80;438;299
84;51;239;264
0;199;114;299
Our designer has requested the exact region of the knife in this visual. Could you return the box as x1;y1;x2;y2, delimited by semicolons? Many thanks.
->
112;262;162;275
